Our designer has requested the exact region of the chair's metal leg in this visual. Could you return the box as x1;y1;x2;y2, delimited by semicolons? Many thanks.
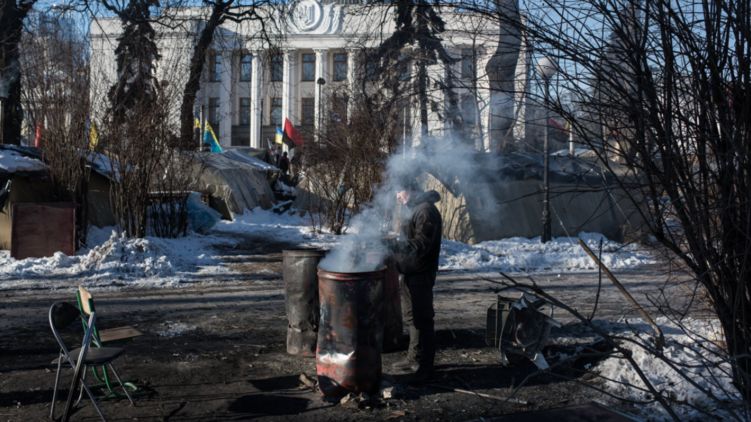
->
107;364;135;406
74;366;87;407
49;353;63;420
80;382;107;421
62;355;85;422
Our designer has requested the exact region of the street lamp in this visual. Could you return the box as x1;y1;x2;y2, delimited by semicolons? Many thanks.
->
316;77;326;141
536;56;557;243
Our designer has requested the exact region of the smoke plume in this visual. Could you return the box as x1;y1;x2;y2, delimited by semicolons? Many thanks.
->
319;136;502;273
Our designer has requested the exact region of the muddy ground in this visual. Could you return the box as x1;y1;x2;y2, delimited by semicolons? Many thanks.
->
0;233;707;421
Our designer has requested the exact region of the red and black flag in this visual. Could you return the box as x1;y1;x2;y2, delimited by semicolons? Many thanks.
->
283;118;304;149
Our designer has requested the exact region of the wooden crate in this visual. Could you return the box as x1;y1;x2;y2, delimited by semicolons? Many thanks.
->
11;202;76;259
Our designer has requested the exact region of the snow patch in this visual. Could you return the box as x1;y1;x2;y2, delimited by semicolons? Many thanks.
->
595;318;743;420
156;321;196;337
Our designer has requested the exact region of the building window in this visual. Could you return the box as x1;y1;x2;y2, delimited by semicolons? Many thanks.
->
301;97;314;126
240;53;252;81
461;48;475;80
461;95;477;126
209;51;222;82
270;55;283;82
270;97;282;126
239;97;251;126
302;53;315;81
333;53;347;81
208;97;220;134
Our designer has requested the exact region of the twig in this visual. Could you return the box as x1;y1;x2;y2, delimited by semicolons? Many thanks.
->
427;384;529;405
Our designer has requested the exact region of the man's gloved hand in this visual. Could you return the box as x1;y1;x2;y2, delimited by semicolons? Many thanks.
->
384;238;400;254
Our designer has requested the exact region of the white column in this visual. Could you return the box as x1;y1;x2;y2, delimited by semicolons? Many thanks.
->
219;50;233;146
282;49;296;126
250;50;263;149
476;51;493;152
427;62;444;138
346;48;357;122
314;48;328;140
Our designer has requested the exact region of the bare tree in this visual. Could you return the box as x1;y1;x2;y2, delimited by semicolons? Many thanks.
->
301;88;392;234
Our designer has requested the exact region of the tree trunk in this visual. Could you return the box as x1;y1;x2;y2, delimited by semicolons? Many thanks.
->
0;0;35;145
417;60;429;137
178;1;230;150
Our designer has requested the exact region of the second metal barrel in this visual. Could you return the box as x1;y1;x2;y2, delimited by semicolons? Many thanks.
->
316;266;385;397
283;249;326;357
382;258;403;352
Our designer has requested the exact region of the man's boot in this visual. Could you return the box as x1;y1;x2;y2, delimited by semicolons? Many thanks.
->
390;358;419;374
408;363;434;384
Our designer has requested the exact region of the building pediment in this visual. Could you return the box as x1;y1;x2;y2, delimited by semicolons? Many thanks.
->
287;0;344;35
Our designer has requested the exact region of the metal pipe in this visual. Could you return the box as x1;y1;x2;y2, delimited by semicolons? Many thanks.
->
541;77;551;243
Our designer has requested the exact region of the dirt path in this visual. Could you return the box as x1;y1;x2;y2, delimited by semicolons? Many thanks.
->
0;233;708;421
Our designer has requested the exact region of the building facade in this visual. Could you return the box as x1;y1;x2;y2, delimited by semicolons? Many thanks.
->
90;1;530;152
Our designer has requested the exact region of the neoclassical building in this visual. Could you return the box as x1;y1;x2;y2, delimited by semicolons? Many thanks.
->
90;1;530;151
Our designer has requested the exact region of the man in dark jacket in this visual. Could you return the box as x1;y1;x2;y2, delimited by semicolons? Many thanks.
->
389;184;442;382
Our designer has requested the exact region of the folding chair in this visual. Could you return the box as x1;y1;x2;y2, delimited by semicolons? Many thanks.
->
49;302;134;421
76;286;141;397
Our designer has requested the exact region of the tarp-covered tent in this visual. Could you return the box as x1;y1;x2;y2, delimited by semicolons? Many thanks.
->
191;151;276;219
424;152;644;243
222;148;279;173
0;146;55;250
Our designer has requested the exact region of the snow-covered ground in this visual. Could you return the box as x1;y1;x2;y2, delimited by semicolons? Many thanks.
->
440;232;654;273
594;318;744;420
0;208;654;291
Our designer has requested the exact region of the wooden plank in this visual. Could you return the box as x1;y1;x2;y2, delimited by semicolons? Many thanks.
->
99;326;143;343
11;202;75;259
78;286;93;315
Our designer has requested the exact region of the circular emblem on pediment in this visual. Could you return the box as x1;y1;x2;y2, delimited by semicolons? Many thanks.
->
291;0;323;32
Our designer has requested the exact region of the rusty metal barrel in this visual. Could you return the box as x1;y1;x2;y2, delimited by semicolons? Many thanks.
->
316;266;385;397
283;249;326;356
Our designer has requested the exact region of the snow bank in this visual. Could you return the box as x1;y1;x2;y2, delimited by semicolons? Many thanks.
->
440;232;653;273
595;318;743;420
0;226;228;291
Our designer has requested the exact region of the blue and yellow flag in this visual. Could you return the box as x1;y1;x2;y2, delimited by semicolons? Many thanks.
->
274;127;284;145
89;121;99;151
203;122;224;153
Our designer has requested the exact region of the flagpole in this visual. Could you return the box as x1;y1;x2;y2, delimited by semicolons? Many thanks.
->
200;104;206;151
